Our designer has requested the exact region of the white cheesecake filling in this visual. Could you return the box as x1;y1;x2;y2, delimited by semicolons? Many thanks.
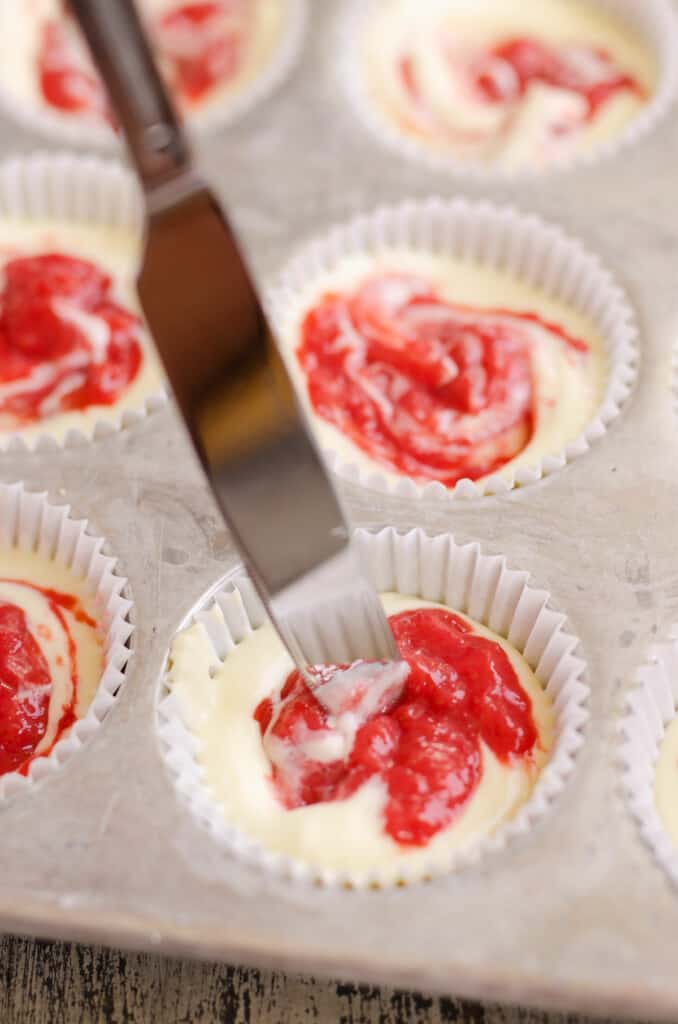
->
276;249;608;489
169;593;555;882
360;0;655;167
0;544;103;761
654;714;678;848
0;218;163;443
0;0;287;130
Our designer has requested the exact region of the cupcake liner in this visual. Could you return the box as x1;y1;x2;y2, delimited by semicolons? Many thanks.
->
620;628;678;887
0;0;307;150
0;481;134;802
0;151;166;453
157;527;589;888
337;0;678;180
267;197;638;503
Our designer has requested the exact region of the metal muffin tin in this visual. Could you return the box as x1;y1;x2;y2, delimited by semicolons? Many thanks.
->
2;2;678;1019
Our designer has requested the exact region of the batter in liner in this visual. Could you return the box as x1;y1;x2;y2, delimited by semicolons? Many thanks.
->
359;0;655;168
169;593;555;882
279;250;608;489
0;544;103;777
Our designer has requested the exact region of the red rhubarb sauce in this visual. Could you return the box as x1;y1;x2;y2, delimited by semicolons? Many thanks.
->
38;20;110;120
470;37;643;118
254;607;539;847
0;582;97;776
297;272;588;486
397;35;644;144
0;253;143;427
38;2;251;116
155;1;248;105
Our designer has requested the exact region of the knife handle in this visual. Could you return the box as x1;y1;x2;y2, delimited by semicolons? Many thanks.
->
68;0;190;193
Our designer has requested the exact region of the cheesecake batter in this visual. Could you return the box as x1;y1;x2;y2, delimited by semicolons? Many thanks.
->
169;593;555;881
0;545;103;777
279;250;608;489
0;219;162;443
654;713;678;847
359;0;655;168
0;0;288;133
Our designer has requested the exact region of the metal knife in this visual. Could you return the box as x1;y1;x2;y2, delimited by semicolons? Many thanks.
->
68;0;400;673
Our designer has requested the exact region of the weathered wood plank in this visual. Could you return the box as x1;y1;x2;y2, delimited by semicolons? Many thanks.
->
0;935;636;1024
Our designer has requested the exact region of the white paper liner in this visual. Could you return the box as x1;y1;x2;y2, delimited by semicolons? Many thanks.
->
157;527;589;888
0;0;307;150
0;481;134;802
620;629;678;887
338;0;678;181
0;151;166;453
267;196;638;503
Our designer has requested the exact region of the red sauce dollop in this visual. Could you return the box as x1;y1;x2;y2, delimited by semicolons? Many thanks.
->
398;35;644;146
297;272;587;486
38;20;110;120
0;253;143;427
37;2;250;116
471;37;643;118
254;607;539;847
155;1;247;105
0;582;97;777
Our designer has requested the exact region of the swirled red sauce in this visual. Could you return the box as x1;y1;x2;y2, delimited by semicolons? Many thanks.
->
38;20;110;120
37;2;251;117
472;38;643;115
155;1;249;105
398;36;644;146
254;607;539;847
0;581;97;777
297;272;588;486
0;253;143;428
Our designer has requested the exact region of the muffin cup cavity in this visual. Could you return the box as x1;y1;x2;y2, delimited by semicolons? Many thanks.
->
268;196;638;502
0;152;166;452
157;526;589;888
0;481;133;801
621;631;678;887
0;0;308;148
338;0;678;179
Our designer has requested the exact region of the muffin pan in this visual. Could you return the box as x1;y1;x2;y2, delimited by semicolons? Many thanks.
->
2;1;678;1019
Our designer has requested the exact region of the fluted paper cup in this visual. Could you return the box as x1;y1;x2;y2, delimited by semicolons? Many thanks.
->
157;527;589;888
0;0;307;149
0;481;133;802
621;630;678;887
0;152;166;452
267;197;638;503
337;0;678;179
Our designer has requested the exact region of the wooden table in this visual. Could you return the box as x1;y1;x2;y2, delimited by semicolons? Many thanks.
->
0;934;643;1023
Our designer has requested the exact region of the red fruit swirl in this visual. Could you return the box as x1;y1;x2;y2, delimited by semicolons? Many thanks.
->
155;1;250;105
472;38;643;116
38;20;111;121
38;2;251;117
254;607;540;848
0;581;98;777
296;272;588;486
0;253;143;428
397;35;644;146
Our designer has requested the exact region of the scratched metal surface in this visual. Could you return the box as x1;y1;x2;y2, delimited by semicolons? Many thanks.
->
0;2;678;1020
